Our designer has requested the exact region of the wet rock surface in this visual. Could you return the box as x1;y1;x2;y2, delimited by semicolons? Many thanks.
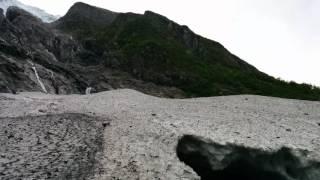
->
0;113;105;180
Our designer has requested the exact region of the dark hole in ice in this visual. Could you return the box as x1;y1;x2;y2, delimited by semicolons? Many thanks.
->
176;135;320;180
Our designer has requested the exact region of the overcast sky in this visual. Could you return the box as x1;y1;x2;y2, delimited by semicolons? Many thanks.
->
20;0;320;86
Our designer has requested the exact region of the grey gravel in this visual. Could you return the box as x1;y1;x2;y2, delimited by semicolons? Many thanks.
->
0;89;320;179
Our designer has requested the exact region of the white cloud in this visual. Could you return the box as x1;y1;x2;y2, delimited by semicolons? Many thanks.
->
19;0;320;86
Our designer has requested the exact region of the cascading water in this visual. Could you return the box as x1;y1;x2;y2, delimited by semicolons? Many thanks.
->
28;61;48;93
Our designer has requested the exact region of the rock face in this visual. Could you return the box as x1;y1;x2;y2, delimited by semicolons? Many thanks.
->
0;6;84;94
177;135;320;180
1;2;320;100
0;0;59;22
0;8;4;23
0;6;185;97
0;90;319;179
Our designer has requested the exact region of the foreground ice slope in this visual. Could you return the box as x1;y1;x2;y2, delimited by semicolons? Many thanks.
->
0;89;320;179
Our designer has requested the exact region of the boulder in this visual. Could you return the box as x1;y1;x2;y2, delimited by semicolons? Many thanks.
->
177;135;320;180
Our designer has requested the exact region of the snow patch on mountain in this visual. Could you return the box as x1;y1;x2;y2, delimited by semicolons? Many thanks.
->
0;0;59;22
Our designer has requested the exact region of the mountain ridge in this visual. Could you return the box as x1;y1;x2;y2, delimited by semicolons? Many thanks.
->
51;2;320;100
53;2;118;29
0;2;319;100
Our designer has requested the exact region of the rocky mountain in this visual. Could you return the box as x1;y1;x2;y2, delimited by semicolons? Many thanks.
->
0;0;58;22
0;2;320;100
0;5;185;97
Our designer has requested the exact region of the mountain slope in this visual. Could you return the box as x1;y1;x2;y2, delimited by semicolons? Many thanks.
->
0;6;185;97
0;2;320;100
54;3;320;100
0;0;58;22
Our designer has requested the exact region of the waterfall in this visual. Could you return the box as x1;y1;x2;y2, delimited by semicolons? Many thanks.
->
85;87;92;95
29;61;48;93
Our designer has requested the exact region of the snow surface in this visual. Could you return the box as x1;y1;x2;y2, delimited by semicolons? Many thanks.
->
0;0;59;22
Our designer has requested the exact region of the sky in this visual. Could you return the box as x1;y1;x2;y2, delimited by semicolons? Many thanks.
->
19;0;320;86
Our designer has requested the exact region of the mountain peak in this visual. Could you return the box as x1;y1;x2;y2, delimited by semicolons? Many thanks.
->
69;2;118;20
0;0;58;22
71;2;92;9
6;6;40;22
55;2;118;29
144;10;168;20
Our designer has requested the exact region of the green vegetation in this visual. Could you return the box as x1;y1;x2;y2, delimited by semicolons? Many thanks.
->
59;11;320;101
